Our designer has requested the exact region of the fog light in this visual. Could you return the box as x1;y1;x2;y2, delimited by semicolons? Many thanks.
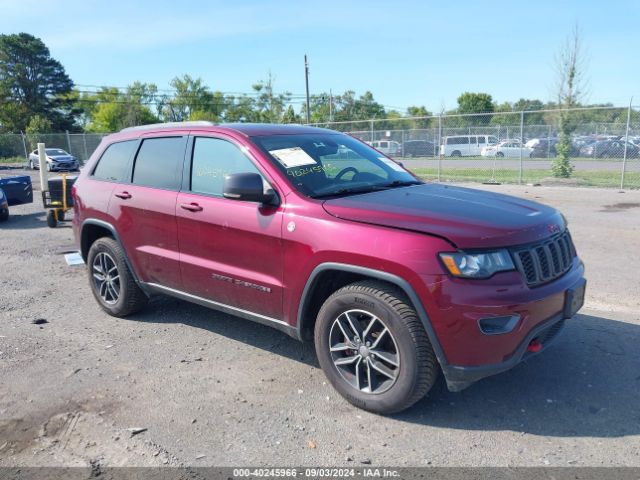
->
478;315;520;335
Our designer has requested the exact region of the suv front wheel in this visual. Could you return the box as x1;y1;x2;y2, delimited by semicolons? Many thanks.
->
314;280;438;414
87;237;148;317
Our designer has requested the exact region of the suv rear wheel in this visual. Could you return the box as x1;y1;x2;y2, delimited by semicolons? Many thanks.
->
314;280;438;414
87;237;148;317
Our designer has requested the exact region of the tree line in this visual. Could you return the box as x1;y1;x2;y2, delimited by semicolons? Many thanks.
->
0;32;625;137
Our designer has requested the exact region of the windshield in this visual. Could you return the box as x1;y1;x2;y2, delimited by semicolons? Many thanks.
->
251;133;420;198
46;149;68;155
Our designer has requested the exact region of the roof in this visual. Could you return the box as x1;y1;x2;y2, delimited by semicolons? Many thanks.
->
118;122;334;136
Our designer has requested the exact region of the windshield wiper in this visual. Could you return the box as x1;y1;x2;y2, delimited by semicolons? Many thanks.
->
379;180;422;189
311;185;387;199
311;181;421;199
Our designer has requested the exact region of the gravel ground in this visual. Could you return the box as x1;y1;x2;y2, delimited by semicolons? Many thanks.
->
1;168;639;468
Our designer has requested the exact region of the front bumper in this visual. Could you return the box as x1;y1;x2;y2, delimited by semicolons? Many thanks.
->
51;163;79;171
442;310;569;391
418;260;586;391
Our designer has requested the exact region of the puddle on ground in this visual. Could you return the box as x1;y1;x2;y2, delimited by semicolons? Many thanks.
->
599;202;640;212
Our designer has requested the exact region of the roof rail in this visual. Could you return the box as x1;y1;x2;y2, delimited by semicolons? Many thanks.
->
120;121;216;133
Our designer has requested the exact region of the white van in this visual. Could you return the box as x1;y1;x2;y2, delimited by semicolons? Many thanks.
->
371;140;401;156
440;135;499;157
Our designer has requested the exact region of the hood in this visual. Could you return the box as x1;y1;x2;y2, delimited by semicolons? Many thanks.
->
49;155;74;161
322;183;565;249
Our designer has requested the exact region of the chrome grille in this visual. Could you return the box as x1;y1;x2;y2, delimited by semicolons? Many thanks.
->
511;231;576;287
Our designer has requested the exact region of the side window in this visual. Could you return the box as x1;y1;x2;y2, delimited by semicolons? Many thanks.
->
132;137;186;190
92;140;137;182
191;137;262;196
469;136;477;145
478;136;486;144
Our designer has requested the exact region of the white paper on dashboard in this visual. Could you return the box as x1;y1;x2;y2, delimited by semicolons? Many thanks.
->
379;157;405;172
270;147;317;168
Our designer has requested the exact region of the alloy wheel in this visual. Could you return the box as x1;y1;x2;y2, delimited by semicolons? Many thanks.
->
329;309;400;394
92;252;120;305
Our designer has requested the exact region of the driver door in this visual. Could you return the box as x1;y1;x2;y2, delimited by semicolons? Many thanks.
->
176;134;285;320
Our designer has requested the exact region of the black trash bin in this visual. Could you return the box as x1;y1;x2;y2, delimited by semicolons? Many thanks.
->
46;175;77;207
42;175;77;227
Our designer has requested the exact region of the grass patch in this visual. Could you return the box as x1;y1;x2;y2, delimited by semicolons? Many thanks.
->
411;167;639;189
0;156;25;164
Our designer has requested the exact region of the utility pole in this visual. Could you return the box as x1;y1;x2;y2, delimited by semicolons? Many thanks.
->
304;55;311;124
621;97;633;189
329;89;333;123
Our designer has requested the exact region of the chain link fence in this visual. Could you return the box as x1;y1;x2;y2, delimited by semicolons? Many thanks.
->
312;105;640;189
0;132;107;165
1;105;638;188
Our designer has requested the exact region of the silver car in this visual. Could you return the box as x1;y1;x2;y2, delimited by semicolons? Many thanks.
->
28;148;79;171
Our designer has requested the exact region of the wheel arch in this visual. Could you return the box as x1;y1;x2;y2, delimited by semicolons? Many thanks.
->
80;218;143;286
296;263;448;367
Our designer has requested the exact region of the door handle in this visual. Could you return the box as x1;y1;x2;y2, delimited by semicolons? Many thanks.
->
115;191;132;200
180;202;203;212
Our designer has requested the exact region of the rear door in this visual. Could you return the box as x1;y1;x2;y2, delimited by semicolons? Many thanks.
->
176;134;284;320
108;134;187;290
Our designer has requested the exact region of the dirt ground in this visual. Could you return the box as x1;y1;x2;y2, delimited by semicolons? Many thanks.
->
1;168;639;468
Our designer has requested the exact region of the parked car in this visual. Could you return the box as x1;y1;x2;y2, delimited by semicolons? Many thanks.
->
73;122;586;414
0;188;8;222
0;175;33;206
402;140;437;157
526;138;558;158
580;140;640;158
28;148;80;171
371;140;401;156
481;140;533;158
440;135;499;157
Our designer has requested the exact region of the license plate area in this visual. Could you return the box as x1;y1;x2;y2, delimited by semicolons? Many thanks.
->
563;278;586;318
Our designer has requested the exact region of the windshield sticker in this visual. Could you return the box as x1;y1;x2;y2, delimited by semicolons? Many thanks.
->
287;165;327;177
378;157;405;172
270;147;317;168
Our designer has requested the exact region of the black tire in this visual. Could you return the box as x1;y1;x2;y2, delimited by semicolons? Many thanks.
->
87;237;148;317
314;280;438;414
57;210;65;222
496;152;505;158
0;208;8;222
46;210;57;228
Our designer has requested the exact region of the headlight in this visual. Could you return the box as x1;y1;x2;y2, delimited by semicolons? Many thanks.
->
439;250;515;279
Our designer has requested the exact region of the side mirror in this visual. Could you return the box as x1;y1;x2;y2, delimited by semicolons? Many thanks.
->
223;172;276;205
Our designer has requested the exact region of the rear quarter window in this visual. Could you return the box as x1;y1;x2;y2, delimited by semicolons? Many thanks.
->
92;140;138;182
132;137;187;190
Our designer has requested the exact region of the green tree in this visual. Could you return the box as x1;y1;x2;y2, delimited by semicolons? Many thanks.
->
513;98;545;124
0;33;78;132
84;83;158;132
282;105;300;124
162;75;220;122
24;114;53;149
250;73;292;123
553;26;587;178
456;92;494;125
406;106;432;129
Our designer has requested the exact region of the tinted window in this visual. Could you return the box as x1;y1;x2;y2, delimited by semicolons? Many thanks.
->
92;140;137;182
478;136;486;144
191;137;262;196
447;137;469;145
132;137;186;190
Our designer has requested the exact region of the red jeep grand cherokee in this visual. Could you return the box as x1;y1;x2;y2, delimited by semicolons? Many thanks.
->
72;122;586;414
